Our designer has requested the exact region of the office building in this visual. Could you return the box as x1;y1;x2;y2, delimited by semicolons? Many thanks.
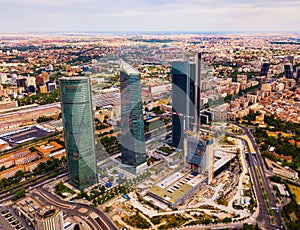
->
26;76;36;88
28;85;36;93
35;206;64;230
36;72;50;85
171;53;201;149
296;67;300;83
260;63;270;77
184;134;214;184
16;76;27;88
200;110;214;125
49;64;54;71
0;74;7;84
287;56;295;66
48;82;57;92
39;85;48;93
284;64;293;79
120;61;147;174
59;76;97;189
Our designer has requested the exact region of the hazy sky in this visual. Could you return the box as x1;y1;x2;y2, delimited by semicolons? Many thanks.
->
1;0;300;32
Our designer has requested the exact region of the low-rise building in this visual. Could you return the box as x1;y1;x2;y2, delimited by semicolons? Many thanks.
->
0;165;25;180
24;157;49;172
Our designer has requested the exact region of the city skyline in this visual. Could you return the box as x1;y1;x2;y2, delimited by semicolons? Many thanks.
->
1;0;300;32
0;26;299;229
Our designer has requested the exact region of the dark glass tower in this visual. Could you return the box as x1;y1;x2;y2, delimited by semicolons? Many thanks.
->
260;63;270;77
284;64;293;79
296;67;300;83
120;61;147;174
171;53;201;149
59;77;97;190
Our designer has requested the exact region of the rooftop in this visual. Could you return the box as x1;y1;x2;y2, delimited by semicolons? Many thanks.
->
59;76;89;81
148;172;206;204
0;139;8;145
36;205;59;220
120;60;140;75
149;184;193;204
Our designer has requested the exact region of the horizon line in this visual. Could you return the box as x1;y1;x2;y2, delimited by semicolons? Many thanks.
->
0;30;299;35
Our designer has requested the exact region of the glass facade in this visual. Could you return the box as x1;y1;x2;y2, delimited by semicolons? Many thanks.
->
172;54;201;149
59;77;97;190
172;61;196;149
120;61;146;174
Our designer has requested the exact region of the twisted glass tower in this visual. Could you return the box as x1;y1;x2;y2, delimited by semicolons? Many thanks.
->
120;61;147;174
59;77;97;190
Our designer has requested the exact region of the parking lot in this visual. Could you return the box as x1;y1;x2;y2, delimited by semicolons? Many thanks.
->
0;208;32;230
0;126;53;147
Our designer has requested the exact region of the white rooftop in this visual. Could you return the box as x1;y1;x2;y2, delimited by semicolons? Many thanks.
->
120;60;140;75
157;172;184;189
0;139;8;145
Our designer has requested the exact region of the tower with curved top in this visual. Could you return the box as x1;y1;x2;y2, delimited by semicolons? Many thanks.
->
120;61;147;174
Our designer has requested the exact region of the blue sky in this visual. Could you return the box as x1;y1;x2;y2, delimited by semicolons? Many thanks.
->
0;0;300;32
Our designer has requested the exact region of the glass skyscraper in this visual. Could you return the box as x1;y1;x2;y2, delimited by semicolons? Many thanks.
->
120;61;147;174
59;77;97;190
172;53;201;149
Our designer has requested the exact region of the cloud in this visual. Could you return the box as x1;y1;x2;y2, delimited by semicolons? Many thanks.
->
0;0;299;32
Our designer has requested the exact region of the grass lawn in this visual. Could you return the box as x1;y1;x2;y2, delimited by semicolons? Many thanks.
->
287;184;300;205
290;212;298;221
266;131;294;138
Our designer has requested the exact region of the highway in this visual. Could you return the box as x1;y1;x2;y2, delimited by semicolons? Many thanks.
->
0;167;68;202
241;137;271;227
237;124;285;230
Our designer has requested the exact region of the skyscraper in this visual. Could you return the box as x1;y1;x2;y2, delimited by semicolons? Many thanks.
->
287;56;295;66
120;61;147;174
296;67;300;83
260;63;270;77
59;76;97;190
284;64;293;79
172;53;201;149
184;134;214;184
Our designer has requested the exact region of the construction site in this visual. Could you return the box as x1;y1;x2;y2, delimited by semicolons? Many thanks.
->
142;128;239;210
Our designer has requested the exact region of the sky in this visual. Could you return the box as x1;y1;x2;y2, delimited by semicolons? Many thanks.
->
1;0;300;33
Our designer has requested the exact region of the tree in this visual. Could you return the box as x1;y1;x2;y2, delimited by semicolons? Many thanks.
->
104;206;111;212
15;188;26;200
15;170;24;179
56;182;65;192
61;155;66;162
223;217;232;223
34;166;42;174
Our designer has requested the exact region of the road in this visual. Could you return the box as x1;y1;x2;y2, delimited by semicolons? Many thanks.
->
35;187;118;230
241;137;271;227
0;170;118;230
237;124;285;230
0;167;68;202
